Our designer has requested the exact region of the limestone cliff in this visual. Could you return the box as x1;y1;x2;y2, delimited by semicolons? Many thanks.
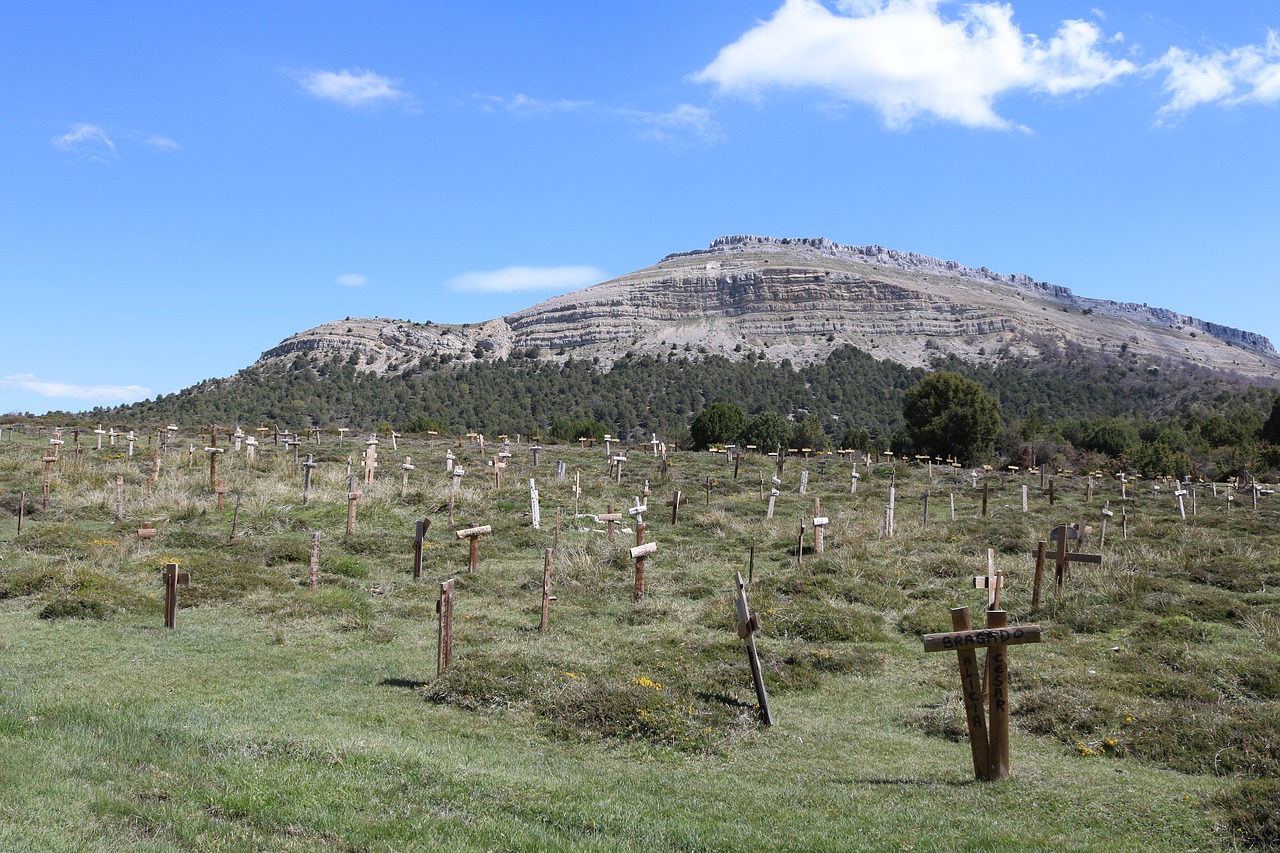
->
256;236;1280;381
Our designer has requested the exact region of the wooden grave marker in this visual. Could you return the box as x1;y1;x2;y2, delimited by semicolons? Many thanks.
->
539;548;555;631
346;477;362;535
437;579;454;674
922;608;1043;780
631;527;656;601
163;562;191;629
412;518;430;579
668;489;686;525
529;478;541;530
733;572;774;726
456;524;492;573
401;456;415;499
309;532;321;591
302;454;317;505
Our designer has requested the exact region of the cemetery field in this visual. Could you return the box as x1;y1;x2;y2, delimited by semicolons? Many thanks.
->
2;428;1278;851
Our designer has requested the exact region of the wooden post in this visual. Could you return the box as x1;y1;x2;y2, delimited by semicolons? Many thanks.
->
16;491;24;535
163;562;190;629
230;492;242;541
734;572;774;726
767;487;778;520
799;470;809;496
529;479;541;530
669;490;684;525
413;519;429;579
981;482;989;517
949;606;991;781
115;475;124;522
704;475;713;506
922;490;930;528
1049;479;1056;506
346;477;361;536
1021;484;1028;513
540;548;554;631
43;454;56;511
602;506;620;543
1030;541;1047;612
921;613;1043;780
437;579;454;674
309;532;320;591
456;525;492;573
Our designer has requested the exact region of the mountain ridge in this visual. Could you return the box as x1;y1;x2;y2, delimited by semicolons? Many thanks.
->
257;236;1279;381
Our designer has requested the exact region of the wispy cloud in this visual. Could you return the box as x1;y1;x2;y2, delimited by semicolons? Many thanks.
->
0;374;150;403
622;104;725;145
447;265;605;294
481;94;722;145
336;273;369;287
1153;31;1280;120
51;124;117;161
479;93;595;116
692;0;1136;130
145;135;181;151
297;68;408;108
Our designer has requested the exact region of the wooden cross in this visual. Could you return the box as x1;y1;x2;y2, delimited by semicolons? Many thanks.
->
286;436;303;463
1032;524;1102;609
437;579;455;674
812;515;829;554
302;454;317;505
704;475;715;506
631;533;657;602
42;454;56;511
922;607;1043;780
337;427;349;447
94;425;106;450
401;456;415;499
734;572;774;726
455;524;492;573
346;477;362;535
163;562;191;629
799;470;809;496
973;548;1003;609
598;506;622;543
529;478;541;530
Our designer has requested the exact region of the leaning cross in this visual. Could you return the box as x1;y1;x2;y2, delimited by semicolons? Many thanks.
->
734;572;774;726
163;562;191;629
922;608;1042;780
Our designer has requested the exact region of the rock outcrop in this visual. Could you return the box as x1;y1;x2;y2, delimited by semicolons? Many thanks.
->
256;236;1280;381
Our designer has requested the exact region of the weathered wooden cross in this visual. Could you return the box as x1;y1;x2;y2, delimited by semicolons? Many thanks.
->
400;456;415;499
631;529;657;602
346;477;362;535
922;607;1043;780
456;524;492;573
302;454;317;505
1032;524;1103;610
163;562;191;629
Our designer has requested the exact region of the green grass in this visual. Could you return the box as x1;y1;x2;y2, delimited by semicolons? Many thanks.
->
1;428;1277;850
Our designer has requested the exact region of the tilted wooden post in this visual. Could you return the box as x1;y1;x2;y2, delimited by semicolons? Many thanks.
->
668;490;685;525
1049;524;1102;590
437;579;454;674
163;562;191;629
734;572;774;726
302;454;317;505
456;525;492;573
922;611;1043;780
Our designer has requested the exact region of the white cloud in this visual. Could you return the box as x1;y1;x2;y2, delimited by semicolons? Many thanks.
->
0;374;150;403
1154;31;1280;119
447;265;605;294
51;124;117;160
622;104;725;144
145;135;181;151
692;0;1136;129
479;93;595;115
336;273;369;287
298;68;407;108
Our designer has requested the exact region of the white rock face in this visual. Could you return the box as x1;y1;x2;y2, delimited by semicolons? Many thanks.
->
257;236;1280;381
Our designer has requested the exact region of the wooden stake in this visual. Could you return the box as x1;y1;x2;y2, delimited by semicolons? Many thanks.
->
309;532;320;591
437;579;454;674
163;562;190;629
540;548;554;631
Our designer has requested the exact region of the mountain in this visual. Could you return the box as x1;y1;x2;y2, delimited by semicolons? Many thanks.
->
258;235;1280;381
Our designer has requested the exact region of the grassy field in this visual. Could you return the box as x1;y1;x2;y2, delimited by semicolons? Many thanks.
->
2;426;1278;851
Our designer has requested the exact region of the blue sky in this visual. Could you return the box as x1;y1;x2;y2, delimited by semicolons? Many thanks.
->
4;1;1280;415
